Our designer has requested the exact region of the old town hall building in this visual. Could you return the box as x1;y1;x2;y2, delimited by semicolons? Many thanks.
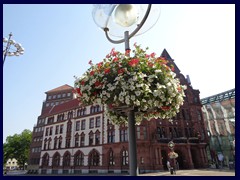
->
28;50;209;174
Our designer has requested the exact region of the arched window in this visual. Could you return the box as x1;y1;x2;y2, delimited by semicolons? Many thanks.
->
68;111;73;119
88;150;100;166
95;130;100;145
74;151;84;166
44;138;48;150
58;136;62;148
52;152;61;167
108;149;114;166
75;133;79;147
89;131;94;146
121;149;128;166
48;138;52;149
67;120;72;133
42;153;49;167
63;151;71;167
54;136;58;149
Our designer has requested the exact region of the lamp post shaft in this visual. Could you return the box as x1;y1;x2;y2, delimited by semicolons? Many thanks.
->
124;31;138;176
3;32;13;66
128;110;138;176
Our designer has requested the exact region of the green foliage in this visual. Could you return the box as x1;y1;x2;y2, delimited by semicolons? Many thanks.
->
3;129;32;169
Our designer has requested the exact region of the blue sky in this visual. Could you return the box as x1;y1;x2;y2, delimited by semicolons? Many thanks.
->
3;4;235;142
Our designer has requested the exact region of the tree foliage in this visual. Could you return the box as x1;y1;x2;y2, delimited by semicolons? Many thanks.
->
3;129;32;169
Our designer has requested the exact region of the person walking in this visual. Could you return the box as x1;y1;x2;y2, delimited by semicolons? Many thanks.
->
167;161;171;172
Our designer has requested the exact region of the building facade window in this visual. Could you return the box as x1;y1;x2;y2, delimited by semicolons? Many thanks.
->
121;150;128;166
47;138;52;149
80;133;85;146
67;121;72;133
65;138;71;148
109;149;114;166
81;120;86;130
75;134;79;147
95;131;100;145
54;137;58;149
108;130;115;143
89;118;94;129
88;150;100;166
120;129;128;142
63;152;71;167
47;117;54;124
45;128;49;136
137;127;141;139
58;136;62;149
49;127;53;136
197;110;202;120
89;132;94;146
96;116;101;127
76;121;80;131
60;125;64;134
52;153;60;167
68;111;73;119
41;153;49;167
55;125;59;135
74;151;84;166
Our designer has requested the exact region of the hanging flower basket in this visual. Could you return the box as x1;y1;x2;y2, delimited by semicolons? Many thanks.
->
74;44;186;125
168;151;178;159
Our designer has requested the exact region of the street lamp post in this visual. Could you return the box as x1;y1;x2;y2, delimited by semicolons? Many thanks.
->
92;4;160;176
3;32;24;66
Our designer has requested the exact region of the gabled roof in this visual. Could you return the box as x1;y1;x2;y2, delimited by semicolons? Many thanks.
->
45;84;73;94
161;49;172;60
41;99;80;117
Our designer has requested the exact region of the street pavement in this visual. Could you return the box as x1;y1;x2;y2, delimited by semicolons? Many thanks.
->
4;168;235;176
140;168;235;176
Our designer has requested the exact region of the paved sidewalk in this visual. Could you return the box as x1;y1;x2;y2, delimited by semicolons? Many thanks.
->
140;168;235;176
5;168;235;176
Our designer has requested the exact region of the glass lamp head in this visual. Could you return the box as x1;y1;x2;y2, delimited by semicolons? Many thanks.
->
114;4;139;27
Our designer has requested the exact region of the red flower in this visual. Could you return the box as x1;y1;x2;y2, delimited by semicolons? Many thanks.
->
148;62;153;67
110;48;117;56
104;68;111;74
125;49;131;56
161;106;171;111
97;62;103;68
90;71;95;76
128;58;139;67
81;81;85;85
177;87;182;92
150;52;156;58
88;60;93;65
74;88;82;96
95;81;102;87
113;57;119;62
118;68;124;74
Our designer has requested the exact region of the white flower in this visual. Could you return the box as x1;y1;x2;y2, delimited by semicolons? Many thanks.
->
135;91;141;96
131;95;136;101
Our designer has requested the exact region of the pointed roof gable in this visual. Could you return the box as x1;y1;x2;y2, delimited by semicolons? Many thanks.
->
161;49;172;60
160;48;181;75
46;84;73;94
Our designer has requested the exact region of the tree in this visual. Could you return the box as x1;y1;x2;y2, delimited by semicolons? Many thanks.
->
3;129;32;169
